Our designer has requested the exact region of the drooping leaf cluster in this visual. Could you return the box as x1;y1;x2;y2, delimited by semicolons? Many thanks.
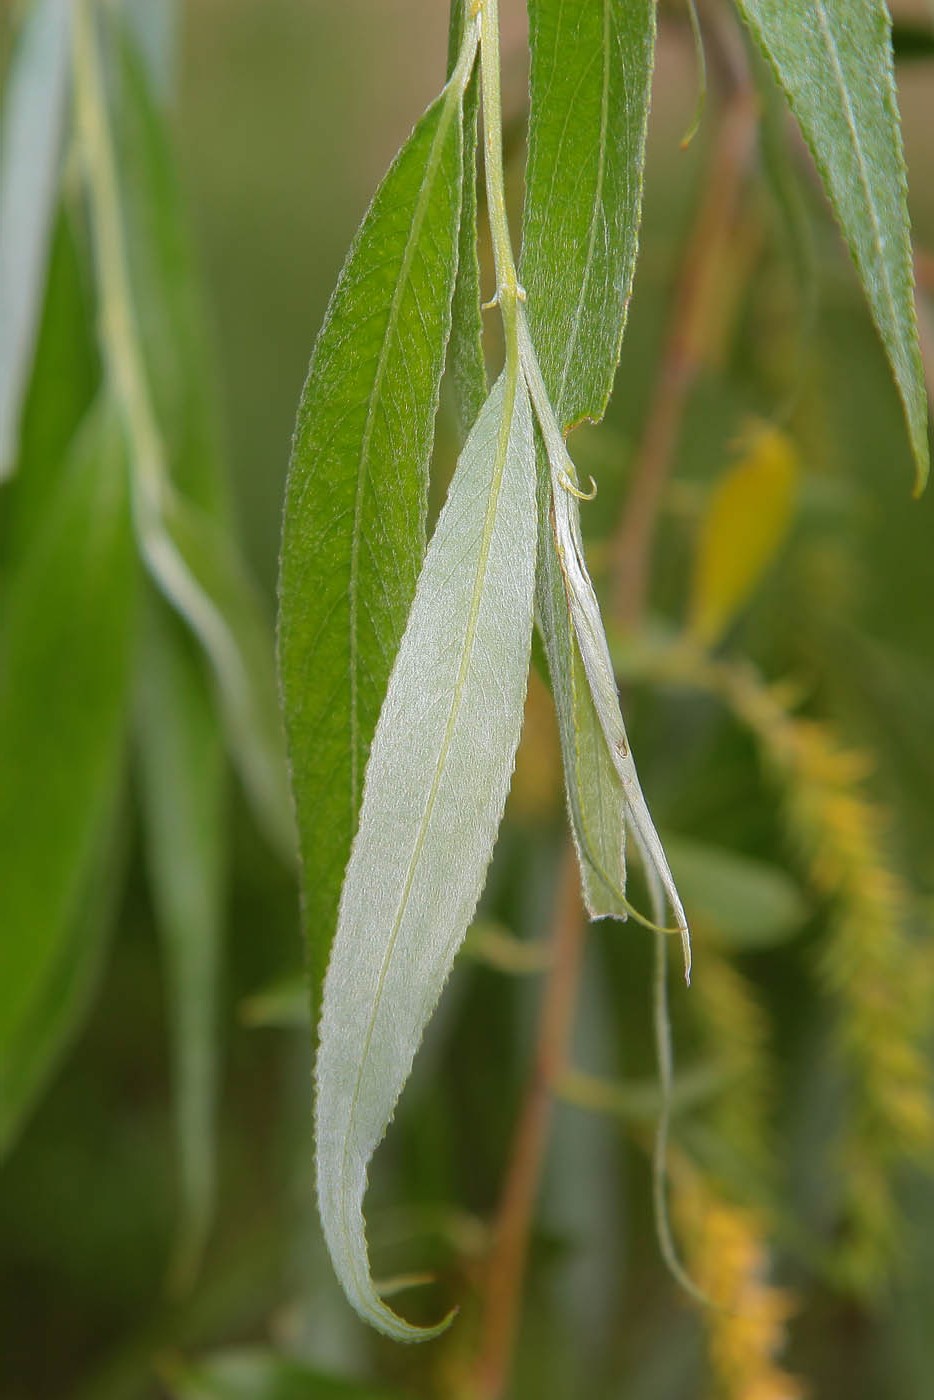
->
276;0;928;1340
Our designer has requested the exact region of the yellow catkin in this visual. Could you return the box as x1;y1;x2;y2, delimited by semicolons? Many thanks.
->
720;668;934;1292
673;1163;805;1400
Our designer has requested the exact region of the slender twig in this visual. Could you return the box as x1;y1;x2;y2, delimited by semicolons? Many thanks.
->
471;846;585;1400
610;87;758;629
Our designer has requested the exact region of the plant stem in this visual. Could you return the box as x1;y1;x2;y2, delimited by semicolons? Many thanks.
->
610;86;758;629
471;845;585;1400
478;0;522;366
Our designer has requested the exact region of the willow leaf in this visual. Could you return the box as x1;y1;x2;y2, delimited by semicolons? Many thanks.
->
279;26;478;1018
0;401;136;1099
137;597;226;1290
734;0;929;493
535;469;628;919
0;0;71;479
520;317;690;972
520;0;656;430
520;0;655;917
446;0;487;439
315;371;536;1339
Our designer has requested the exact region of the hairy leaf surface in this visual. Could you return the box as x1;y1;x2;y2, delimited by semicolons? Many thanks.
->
137;598;227;1288
279;33;476;1015
0;0;71;479
315;372;536;1338
535;475;628;918
0;402;136;1093
735;0;929;492
520;0;655;430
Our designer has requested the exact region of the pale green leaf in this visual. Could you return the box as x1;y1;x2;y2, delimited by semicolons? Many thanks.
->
0;0;71;479
665;835;808;950
535;469;629;920
734;0;930;492
315;370;537;1339
279;28;478;1017
557;1064;725;1124
520;315;690;972
0;400;136;1099
520;0;656;430
137;596;227;1291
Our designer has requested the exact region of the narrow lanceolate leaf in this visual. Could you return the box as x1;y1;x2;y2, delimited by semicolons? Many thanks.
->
0;401;136;1133
734;0;930;493
0;0;71;479
520;0;655;917
316;371;536;1339
279;24;478;1016
520;319;691;974
535;472;628;919
137;597;227;1291
520;0;656;430
446;0;488;439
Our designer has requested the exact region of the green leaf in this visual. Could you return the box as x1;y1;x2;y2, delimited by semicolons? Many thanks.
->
734;0;930;493
446;0;488;439
535;471;629;920
315;370;537;1339
0;797;125;1157
0;0;71;479
3;203;100;568
0;401;136;1108
166;1349;404;1400
153;490;293;862
520;0;656;430
665;836;808;950
137;596;227;1291
279;30;477;1018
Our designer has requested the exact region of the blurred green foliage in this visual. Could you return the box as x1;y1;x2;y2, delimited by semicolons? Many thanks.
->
1;1;934;1398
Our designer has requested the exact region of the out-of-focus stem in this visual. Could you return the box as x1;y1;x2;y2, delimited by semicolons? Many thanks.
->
471;846;584;1400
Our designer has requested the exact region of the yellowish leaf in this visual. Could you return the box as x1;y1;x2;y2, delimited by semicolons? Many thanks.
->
688;422;798;646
